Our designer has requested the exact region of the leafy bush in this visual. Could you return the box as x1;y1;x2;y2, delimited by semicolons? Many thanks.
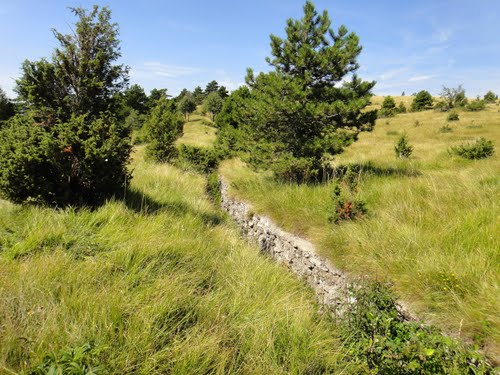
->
483;91;497;103
328;181;367;224
450;138;495;160
411;90;433;111
394;134;413;158
0;114;131;207
447;111;459;121
398;101;407;113
378;96;397;118
342;283;495;374
176;144;220;173
466;100;486;112
29;342;105;374
439;84;467;110
271;156;325;183
145;97;184;162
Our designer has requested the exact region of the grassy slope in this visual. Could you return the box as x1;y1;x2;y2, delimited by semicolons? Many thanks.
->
220;99;500;358
176;113;217;149
0;147;351;374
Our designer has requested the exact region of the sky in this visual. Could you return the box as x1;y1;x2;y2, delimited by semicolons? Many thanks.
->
0;0;499;98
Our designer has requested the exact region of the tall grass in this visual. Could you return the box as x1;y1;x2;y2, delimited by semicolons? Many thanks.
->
0;147;350;374
220;101;500;359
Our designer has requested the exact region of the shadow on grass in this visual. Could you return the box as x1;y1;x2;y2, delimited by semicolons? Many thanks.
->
121;188;223;226
332;161;421;179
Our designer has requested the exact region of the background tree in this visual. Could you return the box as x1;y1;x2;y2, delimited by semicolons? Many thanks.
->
379;96;397;117
439;85;466;110
0;5;131;207
483;91;497;103
218;86;229;99
216;1;376;181
193;86;204;104
203;92;223;121
411;90;433;112
16;6;128;122
178;93;197;120
145;97;184;162
205;80;219;95
398;101;407;113
0;87;15;124
123;84;148;115
148;88;169;109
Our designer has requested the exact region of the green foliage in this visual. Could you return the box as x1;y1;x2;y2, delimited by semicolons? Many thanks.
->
328;169;367;223
16;6;128;123
178;93;197;120
447;111;459;121
271;156;325;183
411;90;433;112
145;97;184;162
378;96;397;118
218;85;229;99
397;101;407;113
0;87;15;123
122;84;148;115
147;88;169;109
220;2;376;178
483;91;497;103
450;138;495;160
28;342;105;374
439;84;467;110
343;283;494;374
204;80;219;95
176;144;221;173
0;113;131;207
192;86;204;104
466;100;486;112
394;133;413;158
206;171;222;205
203;92;223;121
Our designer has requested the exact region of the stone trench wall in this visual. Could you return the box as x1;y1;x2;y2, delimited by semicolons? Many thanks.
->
219;177;414;320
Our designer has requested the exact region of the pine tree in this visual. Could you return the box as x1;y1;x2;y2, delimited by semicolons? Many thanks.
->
229;1;376;180
205;80;219;95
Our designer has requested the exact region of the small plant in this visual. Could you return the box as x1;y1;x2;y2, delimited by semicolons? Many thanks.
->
413;120;421;127
447;111;459;121
450;138;495;160
29;342;106;374
465;100;486;112
386;130;399;136
176;144;221;173
438;124;453;133
394;133;413;158
328;181;367;224
206;171;222;205
342;283;495;374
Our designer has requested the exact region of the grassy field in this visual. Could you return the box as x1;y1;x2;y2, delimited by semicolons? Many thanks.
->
0;147;354;374
176;113;217;149
220;99;500;359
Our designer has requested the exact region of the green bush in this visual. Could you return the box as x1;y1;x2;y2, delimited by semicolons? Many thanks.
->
483;91;497;103
378;96;397;118
411;90;433;111
398;101;407;113
450;138;495;160
145;97;184;162
466;100;486;112
447;111;459;121
328;182;367;224
176;144;220;173
271;156;325;183
394;134;413;158
438;124;453;133
343;283;495;374
206;171;222;205
0;114;131;207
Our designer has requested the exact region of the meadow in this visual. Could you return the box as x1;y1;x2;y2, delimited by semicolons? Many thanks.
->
0;147;349;374
220;99;500;359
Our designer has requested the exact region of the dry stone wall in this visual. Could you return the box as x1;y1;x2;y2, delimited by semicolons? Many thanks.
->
219;177;414;320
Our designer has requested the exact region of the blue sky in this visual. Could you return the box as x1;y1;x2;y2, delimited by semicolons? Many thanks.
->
0;0;499;98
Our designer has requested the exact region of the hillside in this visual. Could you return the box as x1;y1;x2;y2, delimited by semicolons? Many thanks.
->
220;98;500;359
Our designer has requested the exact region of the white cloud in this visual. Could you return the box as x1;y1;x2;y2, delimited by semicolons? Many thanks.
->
408;75;435;82
130;61;201;80
378;67;409;80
